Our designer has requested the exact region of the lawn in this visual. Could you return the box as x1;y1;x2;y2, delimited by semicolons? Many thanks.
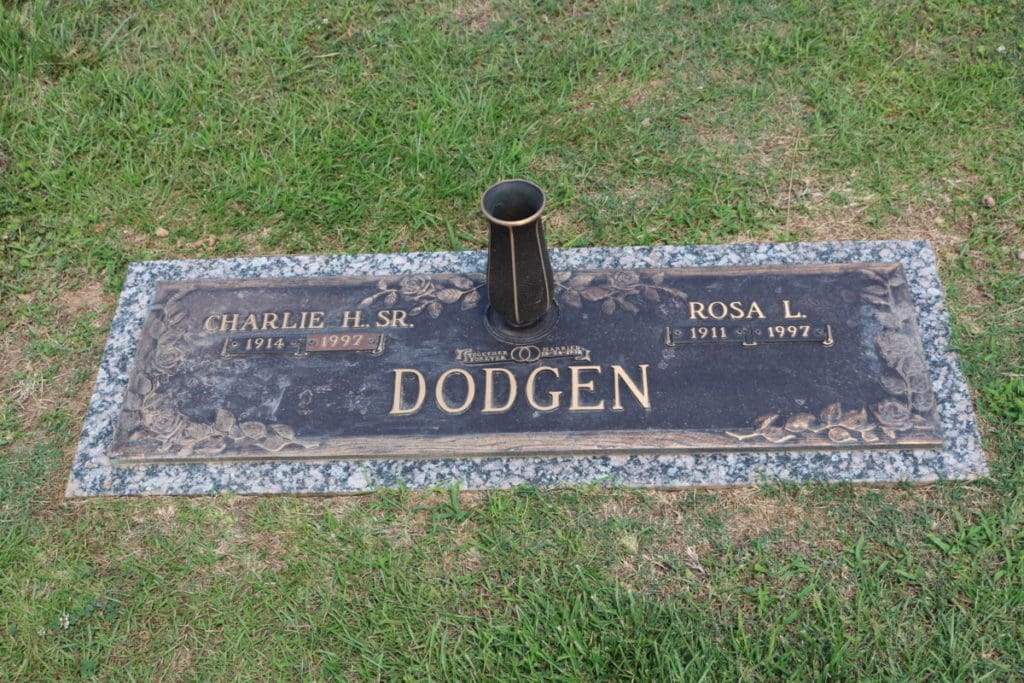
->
2;0;1023;679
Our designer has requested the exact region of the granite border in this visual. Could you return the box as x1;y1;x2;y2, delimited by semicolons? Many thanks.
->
66;241;986;497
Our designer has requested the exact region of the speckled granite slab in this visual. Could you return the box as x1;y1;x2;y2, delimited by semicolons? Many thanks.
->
67;241;985;497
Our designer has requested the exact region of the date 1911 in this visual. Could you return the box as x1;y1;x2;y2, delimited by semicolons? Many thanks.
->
665;324;833;348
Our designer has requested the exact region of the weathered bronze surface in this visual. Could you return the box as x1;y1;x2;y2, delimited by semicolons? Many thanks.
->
110;263;943;464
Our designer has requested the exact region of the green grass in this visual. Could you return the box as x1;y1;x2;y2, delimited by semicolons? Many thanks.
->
2;0;1023;679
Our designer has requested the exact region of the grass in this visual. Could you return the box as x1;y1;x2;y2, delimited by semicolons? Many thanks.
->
2;0;1023;679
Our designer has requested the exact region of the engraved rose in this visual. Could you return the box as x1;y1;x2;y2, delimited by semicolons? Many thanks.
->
872;399;911;428
152;341;186;375
609;271;641;288
399;275;433;298
143;408;186;438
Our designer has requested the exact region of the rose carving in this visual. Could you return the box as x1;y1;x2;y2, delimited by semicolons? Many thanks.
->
399;275;433;298
151;339;187;375
555;270;686;315
872;399;911;428
123;288;316;458
361;274;484;318
729;267;938;447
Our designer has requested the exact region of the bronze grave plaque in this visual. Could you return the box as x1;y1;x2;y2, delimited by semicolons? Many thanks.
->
110;263;942;464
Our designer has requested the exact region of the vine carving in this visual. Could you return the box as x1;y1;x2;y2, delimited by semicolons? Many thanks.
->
727;266;937;445
117;288;317;459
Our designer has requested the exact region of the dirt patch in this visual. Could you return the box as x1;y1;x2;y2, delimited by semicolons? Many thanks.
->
0;333;79;433
2;278;118;500
451;0;500;32
684;118;741;147
751;177;970;261
621;79;667;110
60;280;112;326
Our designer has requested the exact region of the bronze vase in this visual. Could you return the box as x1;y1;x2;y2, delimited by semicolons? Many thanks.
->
481;179;555;329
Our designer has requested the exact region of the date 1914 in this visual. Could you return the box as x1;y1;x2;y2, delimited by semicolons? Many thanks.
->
221;332;386;357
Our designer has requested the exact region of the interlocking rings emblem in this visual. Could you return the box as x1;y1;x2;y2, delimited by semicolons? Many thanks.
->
509;345;542;363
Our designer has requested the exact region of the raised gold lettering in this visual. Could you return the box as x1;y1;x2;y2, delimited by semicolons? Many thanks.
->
482;368;517;414
341;310;369;328
219;314;240;332
526;366;561;412
781;300;806;319
569;365;605;412
435;368;475;415
689;300;766;320
203;311;327;333
389;369;427;415
376;310;412;328
611;364;651;411
707;301;728;319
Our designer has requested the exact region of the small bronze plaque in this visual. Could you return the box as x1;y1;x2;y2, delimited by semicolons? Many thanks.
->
111;263;942;463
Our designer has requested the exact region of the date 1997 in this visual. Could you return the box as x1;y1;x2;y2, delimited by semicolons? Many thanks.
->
665;324;834;348
222;332;386;357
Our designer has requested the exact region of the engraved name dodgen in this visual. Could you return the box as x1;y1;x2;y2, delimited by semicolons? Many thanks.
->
110;264;942;463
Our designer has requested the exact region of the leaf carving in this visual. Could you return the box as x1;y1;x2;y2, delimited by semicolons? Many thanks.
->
912;392;936;412
563;290;582;308
784;413;816;432
755;414;779;430
164;304;187;327
874;312;901;330
880;374;907;396
149;318;168;340
270;424;295;439
194;436;227;455
427;302;443;318
260;435;288;452
239;421;267;439
841;408;868;428
568;274;594;287
134;374;154;396
582;287;611;302
820;403;842;424
601;299;616;315
436;288;462;303
860;269;886;283
827;427;856;443
214;408;236;434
